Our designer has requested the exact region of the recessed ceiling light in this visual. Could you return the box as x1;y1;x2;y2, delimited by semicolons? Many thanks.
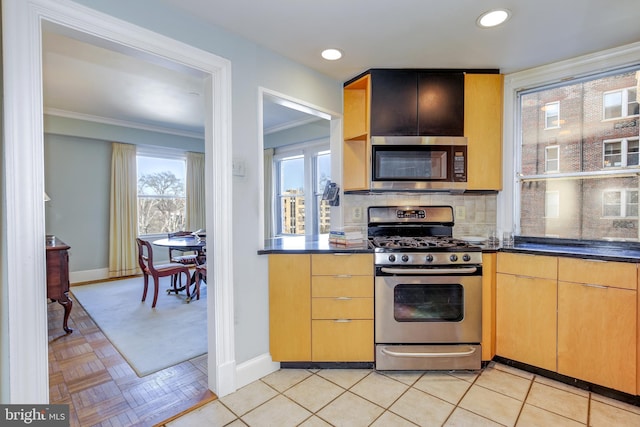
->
477;9;511;28
321;48;343;61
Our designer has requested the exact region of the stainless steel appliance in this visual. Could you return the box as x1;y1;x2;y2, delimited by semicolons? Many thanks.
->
371;136;468;191
369;206;482;370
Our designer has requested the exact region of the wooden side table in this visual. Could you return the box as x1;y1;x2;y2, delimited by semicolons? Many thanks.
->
46;236;73;333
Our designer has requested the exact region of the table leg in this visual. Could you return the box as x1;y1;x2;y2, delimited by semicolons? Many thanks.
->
54;292;73;333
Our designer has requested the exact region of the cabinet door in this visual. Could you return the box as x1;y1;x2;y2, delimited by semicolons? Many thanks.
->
465;73;503;190
269;255;311;361
418;72;464;136
496;273;557;371
312;253;373;276
482;253;497;361
558;281;636;394
312;319;374;361
370;69;418;136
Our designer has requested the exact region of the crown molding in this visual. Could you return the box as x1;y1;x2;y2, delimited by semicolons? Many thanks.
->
44;107;205;139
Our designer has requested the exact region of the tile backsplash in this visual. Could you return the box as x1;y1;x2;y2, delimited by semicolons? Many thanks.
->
342;193;497;239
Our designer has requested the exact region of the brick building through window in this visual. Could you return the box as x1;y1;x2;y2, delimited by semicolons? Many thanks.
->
519;68;640;241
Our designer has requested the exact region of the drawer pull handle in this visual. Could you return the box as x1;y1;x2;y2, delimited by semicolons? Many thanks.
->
334;319;351;323
583;283;607;289
335;275;352;278
333;253;353;256
335;297;352;301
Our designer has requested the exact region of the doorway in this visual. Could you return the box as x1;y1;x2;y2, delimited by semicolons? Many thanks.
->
2;0;235;402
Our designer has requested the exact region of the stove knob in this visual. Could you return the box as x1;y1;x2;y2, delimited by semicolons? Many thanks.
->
388;254;396;263
401;255;410;262
425;254;434;262
449;254;458;262
463;254;471;262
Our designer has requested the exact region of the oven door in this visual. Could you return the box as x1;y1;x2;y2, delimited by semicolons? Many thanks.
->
375;274;482;344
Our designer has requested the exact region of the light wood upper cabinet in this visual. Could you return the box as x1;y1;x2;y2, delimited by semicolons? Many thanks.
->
269;254;311;361
464;73;503;191
343;74;371;191
342;70;503;191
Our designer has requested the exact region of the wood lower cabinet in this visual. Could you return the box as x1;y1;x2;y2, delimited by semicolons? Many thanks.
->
46;236;73;333
269;253;374;362
311;254;374;362
496;253;558;371
557;258;637;394
496;272;557;371
269;254;311;361
481;253;497;361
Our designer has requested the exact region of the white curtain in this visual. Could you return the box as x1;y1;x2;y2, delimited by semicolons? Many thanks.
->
186;151;205;231
108;142;139;278
263;148;274;239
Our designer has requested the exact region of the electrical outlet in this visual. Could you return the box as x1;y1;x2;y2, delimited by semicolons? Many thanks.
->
455;206;466;220
352;207;362;220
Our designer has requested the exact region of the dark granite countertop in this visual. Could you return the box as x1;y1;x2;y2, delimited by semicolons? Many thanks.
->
258;235;640;262
258;234;372;254
500;236;640;263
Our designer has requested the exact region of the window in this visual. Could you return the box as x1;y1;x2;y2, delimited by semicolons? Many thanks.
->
603;190;638;218
545;145;559;172
603;87;639;120
545;191;559;218
273;141;330;236
603;137;639;168
518;66;640;241
137;150;186;235
544;101;560;129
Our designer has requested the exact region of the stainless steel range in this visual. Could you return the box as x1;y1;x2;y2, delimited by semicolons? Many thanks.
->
369;206;483;371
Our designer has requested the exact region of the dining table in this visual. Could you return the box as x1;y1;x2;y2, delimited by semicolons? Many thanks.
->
153;234;206;297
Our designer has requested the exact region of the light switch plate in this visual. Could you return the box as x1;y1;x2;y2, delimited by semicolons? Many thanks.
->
232;159;246;177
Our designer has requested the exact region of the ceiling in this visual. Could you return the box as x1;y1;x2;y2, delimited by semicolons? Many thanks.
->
42;0;640;137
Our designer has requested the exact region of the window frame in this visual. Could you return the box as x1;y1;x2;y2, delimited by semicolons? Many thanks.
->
136;147;188;237
602;189;639;218
503;43;640;241
544;101;560;129
272;139;330;237
602;86;639;120
545;145;560;172
603;137;640;168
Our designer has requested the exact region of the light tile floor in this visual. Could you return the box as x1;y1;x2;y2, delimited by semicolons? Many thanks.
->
165;362;640;427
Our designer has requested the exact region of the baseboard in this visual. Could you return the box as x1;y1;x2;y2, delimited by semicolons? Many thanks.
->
70;268;109;284
235;353;280;390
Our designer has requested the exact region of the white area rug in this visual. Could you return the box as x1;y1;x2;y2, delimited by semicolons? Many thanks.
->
71;276;207;377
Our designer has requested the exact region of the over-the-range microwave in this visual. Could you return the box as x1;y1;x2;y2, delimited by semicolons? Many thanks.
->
370;136;468;191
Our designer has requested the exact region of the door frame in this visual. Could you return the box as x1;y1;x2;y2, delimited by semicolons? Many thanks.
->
2;0;236;401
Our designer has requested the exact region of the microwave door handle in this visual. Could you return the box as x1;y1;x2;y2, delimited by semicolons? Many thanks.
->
380;266;478;275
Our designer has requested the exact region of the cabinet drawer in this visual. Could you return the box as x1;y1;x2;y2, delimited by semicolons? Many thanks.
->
558;258;637;290
312;319;374;361
312;275;373;298
312;297;373;319
312;254;373;276
497;252;557;279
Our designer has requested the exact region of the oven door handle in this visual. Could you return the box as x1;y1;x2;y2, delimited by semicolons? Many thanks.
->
381;346;477;358
379;266;478;275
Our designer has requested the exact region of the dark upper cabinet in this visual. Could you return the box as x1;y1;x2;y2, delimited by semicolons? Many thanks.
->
369;69;464;137
370;69;417;136
417;72;464;136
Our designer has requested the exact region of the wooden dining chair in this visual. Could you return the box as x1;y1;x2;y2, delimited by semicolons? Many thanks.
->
136;238;192;308
168;231;200;265
192;249;207;301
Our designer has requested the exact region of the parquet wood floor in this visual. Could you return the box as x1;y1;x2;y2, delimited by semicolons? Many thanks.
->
48;290;215;427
